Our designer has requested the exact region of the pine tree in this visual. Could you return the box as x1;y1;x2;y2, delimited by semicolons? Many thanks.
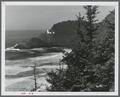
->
47;7;114;92
47;6;99;91
93;11;115;91
31;63;38;91
84;6;99;43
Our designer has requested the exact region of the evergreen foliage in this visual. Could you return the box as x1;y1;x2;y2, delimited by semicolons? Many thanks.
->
47;7;115;92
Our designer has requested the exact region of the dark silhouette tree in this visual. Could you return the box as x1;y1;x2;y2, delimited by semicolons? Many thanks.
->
47;6;99;91
84;6;99;43
47;7;115;92
31;63;38;91
92;10;115;91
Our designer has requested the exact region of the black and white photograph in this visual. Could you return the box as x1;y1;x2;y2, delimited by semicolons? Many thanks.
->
1;1;119;96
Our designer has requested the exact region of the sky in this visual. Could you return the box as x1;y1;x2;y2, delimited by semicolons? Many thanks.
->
6;6;114;31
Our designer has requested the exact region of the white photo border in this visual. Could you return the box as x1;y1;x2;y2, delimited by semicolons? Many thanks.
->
1;1;119;96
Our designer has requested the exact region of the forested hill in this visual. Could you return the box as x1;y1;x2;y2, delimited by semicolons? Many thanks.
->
50;10;114;46
95;11;114;42
50;20;78;47
14;10;114;49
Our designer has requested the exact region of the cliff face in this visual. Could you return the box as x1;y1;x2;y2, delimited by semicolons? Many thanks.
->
50;20;78;47
50;10;114;46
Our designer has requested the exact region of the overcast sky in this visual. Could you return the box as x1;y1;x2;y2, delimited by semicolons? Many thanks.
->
6;6;114;31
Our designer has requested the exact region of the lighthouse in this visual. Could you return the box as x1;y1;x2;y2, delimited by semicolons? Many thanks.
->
47;29;55;34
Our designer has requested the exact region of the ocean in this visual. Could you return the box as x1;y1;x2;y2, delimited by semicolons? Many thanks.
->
5;45;71;91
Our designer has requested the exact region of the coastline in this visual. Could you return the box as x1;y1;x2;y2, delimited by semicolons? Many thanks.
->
5;48;70;91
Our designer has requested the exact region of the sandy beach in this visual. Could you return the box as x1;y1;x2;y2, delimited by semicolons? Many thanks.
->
5;49;70;91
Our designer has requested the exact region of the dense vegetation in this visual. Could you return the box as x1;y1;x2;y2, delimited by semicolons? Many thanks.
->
47;6;115;92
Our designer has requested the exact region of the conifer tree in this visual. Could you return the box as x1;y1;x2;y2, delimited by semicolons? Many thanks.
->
93;11;115;91
47;6;99;91
84;6;99;43
47;7;114;92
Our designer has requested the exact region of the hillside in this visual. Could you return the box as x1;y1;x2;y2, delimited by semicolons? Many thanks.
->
95;11;115;42
6;30;45;48
50;10;114;46
13;10;114;49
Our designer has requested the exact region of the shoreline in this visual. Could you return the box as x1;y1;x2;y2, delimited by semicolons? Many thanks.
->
5;49;71;91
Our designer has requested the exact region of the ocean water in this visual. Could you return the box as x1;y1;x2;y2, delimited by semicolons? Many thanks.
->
5;30;44;48
5;46;71;91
